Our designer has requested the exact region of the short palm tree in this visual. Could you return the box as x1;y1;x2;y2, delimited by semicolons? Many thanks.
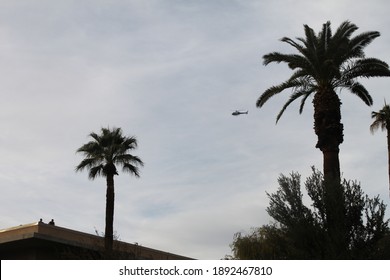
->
257;21;390;256
370;102;390;196
76;127;144;255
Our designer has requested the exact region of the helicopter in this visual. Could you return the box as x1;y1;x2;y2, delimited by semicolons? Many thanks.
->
232;110;248;116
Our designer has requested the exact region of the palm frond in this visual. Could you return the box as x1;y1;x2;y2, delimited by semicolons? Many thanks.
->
76;157;101;172
318;21;332;51
121;137;138;150
288;69;311;81
299;90;314;114
348;31;380;58
333;20;358;41
89;165;104;180
302;24;318;50
280;37;305;54
76;127;143;179
276;90;314;123
345;58;390;79
89;132;101;143
370;104;390;133
263;52;305;68
370;118;385;133
76;142;104;158
122;163;141;177
114;154;144;166
257;79;301;108
344;81;373;106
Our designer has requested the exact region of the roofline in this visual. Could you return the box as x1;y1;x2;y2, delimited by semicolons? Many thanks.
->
0;221;194;259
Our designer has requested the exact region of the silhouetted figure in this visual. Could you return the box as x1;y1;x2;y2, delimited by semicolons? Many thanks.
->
49;219;55;226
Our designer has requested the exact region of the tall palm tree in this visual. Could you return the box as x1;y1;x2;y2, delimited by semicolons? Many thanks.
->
76;127;144;255
257;21;390;257
370;102;390;196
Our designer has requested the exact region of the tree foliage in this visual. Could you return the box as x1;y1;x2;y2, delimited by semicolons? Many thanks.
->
230;168;390;259
370;102;390;133
76;127;143;179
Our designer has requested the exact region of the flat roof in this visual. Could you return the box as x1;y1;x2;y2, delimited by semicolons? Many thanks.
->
0;220;193;260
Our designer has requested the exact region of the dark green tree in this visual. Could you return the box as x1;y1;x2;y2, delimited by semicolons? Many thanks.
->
256;20;390;252
76;127;144;255
230;168;390;259
229;224;289;260
370;102;390;196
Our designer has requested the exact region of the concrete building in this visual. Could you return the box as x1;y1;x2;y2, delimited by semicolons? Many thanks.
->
0;220;193;260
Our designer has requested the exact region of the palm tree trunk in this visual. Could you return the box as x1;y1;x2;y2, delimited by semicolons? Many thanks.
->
105;174;115;256
313;90;346;257
313;91;343;186
387;125;390;198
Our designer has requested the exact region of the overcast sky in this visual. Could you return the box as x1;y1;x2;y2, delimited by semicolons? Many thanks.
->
1;0;390;259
